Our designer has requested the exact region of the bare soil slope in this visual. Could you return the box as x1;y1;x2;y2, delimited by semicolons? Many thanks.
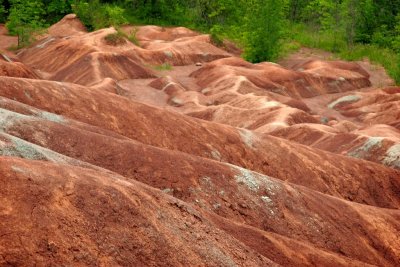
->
1;15;400;266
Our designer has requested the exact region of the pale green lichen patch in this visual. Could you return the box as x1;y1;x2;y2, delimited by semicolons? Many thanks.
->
264;181;281;196
210;150;222;161
228;164;283;217
1;133;105;173
24;90;33;100
238;128;256;149
162;188;174;195
348;137;384;159
328;95;361;109
11;165;29;174
0;107;65;132
229;164;280;194
233;165;260;191
38;111;65;123
164;51;173;58
261;195;273;205
0;133;74;164
383;144;400;169
169;97;184;107
0;108;30;131
213;203;221;210
261;195;277;216
0;134;46;160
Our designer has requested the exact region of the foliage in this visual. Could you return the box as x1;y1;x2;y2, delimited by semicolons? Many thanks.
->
105;5;127;26
0;0;6;23
243;0;287;62
123;0;193;26
45;0;73;24
210;24;224;47
391;14;400;52
6;0;47;47
126;27;140;46
104;31;127;46
72;0;127;30
153;62;172;71
104;27;140;46
340;45;400;84
287;23;400;84
299;0;400;51
70;1;92;29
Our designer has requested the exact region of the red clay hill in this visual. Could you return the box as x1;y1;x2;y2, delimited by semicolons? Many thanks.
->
1;15;400;266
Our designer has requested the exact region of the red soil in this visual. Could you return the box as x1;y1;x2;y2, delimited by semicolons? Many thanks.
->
0;24;17;53
47;13;87;37
0;60;39;79
1;14;400;266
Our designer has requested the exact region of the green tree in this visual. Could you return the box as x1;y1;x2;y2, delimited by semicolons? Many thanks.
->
243;0;287;62
72;0;127;30
44;0;73;24
302;0;344;52
0;0;6;23
392;13;400;52
122;0;193;25
353;0;375;43
193;0;238;27
6;0;46;47
287;0;311;22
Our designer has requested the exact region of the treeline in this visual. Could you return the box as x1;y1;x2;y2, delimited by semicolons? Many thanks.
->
0;0;399;79
289;0;400;51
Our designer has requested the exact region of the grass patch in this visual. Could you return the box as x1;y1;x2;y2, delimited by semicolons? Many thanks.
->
126;27;140;46
285;23;400;84
153;63;173;71
104;27;141;47
104;31;127;46
7;44;19;51
339;45;400;84
279;40;302;59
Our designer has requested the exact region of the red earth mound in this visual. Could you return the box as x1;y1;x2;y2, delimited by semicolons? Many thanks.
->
190;57;371;99
266;87;400;168
47;14;87;37
1;103;400;266
0;24;17;52
1;15;400;266
121;25;232;65
18;27;156;85
130;25;199;42
334;87;400;127
1;77;400;210
270;122;400;169
50;51;155;86
18;18;231;85
0;157;276;266
0;59;39;79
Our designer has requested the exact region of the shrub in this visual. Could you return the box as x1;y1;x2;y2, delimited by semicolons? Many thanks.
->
45;0;73;24
286;23;400;84
6;0;47;48
104;27;141;47
71;1;93;30
154;63;172;71
104;31;127;46
104;5;127;27
126;27;140;46
0;0;6;23
210;25;224;47
243;0;286;62
72;0;127;31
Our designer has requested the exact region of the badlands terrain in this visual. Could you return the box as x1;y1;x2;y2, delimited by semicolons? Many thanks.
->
1;14;400;266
